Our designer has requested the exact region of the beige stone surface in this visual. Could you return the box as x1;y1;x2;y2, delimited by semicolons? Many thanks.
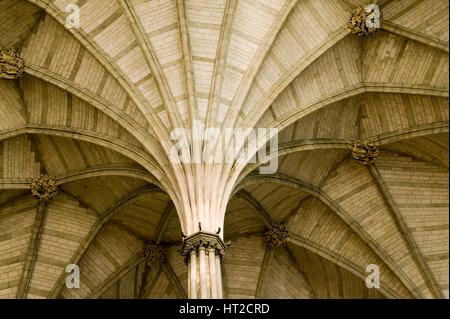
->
0;0;448;299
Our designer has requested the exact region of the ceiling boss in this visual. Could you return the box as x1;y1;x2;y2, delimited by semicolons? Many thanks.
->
0;49;24;80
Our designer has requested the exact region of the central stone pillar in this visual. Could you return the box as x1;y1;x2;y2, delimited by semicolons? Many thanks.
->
181;232;226;299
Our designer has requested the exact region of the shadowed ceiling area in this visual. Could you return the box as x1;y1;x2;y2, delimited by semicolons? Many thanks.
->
0;0;448;299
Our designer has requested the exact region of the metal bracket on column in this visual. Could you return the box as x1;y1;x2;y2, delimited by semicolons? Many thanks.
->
180;232;226;264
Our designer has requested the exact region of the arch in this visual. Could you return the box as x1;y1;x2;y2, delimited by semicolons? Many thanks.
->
236;173;424;298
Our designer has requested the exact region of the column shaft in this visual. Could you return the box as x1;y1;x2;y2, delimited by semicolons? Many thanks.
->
181;232;226;299
189;251;197;299
215;255;223;298
208;249;217;298
199;248;208;298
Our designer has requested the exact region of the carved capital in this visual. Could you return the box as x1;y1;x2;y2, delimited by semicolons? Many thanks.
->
264;224;289;247
181;232;226;264
352;140;379;164
349;5;381;37
0;50;24;80
31;175;58;201
143;242;166;265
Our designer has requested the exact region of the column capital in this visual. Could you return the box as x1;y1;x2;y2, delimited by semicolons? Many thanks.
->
181;232;226;264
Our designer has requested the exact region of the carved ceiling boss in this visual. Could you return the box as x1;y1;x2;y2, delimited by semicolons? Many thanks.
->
0;50;24;80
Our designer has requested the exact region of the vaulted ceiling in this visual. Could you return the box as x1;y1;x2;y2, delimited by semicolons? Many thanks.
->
0;0;448;299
